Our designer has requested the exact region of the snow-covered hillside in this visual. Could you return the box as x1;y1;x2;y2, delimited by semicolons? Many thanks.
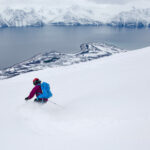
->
1;6;150;28
0;46;150;150
0;42;126;79
0;43;126;79
109;8;150;28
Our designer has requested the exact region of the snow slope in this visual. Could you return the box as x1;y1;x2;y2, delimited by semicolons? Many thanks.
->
0;46;150;150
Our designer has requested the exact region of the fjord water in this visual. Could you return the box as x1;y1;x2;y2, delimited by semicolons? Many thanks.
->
0;26;150;69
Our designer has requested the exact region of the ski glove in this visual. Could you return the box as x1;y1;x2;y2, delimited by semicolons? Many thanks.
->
25;97;29;100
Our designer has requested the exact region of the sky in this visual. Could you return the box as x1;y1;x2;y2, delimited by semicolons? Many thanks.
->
89;0;146;4
0;0;149;7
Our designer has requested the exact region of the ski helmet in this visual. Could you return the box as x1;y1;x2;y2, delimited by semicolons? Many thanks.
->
33;78;41;85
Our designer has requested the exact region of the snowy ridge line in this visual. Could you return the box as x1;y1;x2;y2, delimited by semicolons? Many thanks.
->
0;7;150;28
0;43;126;80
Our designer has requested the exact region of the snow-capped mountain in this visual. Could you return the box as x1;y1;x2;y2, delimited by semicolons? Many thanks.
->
0;43;126;79
0;8;44;27
109;8;150;28
0;6;150;28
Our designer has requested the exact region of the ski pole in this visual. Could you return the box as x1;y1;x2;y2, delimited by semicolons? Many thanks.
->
49;101;64;108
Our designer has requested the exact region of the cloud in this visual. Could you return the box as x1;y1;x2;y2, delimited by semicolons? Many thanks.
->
0;0;85;6
0;0;150;8
88;0;150;4
88;0;131;4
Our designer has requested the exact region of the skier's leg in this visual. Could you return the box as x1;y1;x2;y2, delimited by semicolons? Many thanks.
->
34;98;41;103
34;98;47;103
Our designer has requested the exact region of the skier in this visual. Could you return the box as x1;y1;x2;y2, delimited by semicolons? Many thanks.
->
25;78;52;103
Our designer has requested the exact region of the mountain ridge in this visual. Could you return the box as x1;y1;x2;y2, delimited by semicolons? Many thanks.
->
0;42;126;79
0;7;150;28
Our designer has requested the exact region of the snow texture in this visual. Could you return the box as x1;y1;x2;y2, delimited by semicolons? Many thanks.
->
0;45;150;150
0;42;126;79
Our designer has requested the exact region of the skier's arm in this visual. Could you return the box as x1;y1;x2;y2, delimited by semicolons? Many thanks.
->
27;86;37;99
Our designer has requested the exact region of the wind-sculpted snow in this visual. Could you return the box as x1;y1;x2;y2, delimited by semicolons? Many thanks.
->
0;43;126;79
0;7;150;28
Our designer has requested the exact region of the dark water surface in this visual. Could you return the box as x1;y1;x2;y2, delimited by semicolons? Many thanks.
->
0;26;150;69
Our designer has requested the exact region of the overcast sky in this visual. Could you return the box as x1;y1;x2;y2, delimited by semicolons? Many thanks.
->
89;0;145;4
0;0;149;7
